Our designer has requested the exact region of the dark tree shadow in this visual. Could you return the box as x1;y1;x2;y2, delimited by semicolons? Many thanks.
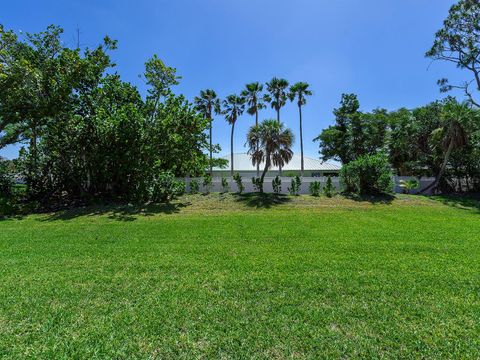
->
39;201;190;222
342;193;395;205
234;193;292;209
428;193;480;213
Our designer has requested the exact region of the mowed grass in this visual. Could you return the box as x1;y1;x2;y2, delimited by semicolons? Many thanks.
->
0;194;479;359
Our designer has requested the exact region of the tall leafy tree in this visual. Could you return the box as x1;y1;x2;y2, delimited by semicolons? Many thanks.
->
222;95;245;176
246;119;294;192
427;0;480;107
421;100;475;193
194;89;221;175
288;82;312;176
241;82;266;176
144;55;180;120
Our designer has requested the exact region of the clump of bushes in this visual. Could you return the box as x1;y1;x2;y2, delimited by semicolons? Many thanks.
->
189;179;200;194
272;176;282;195
150;171;185;203
221;177;229;193
340;153;393;195
252;177;263;193
309;181;321;196
323;176;335;198
288;175;302;196
233;173;244;194
399;178;420;194
203;174;213;194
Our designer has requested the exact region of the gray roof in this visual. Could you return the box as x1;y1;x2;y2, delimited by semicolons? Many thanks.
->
213;153;340;172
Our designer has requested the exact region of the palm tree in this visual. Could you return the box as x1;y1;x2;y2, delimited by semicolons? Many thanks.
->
421;101;473;193
222;94;246;177
194;90;221;176
265;77;289;174
247;119;294;192
241;82;266;176
288;82;312;177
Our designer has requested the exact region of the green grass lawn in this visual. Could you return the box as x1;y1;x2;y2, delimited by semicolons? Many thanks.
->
1;194;479;358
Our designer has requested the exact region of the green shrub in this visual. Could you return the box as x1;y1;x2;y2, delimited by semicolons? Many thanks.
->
190;179;200;194
323;176;335;198
221;177;229;193
288;175;302;196
272;176;282;195
233;173;244;194
202;174;213;194
399;178;420;194
309;181;321;196
340;153;394;195
252;177;263;193
0;160;13;197
150;171;185;203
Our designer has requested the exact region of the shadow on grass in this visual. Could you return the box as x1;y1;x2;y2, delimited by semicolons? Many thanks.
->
342;193;396;205
39;201;190;222
429;193;480;213
234;193;292;209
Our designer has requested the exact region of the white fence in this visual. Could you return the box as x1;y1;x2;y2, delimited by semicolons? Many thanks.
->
183;176;435;195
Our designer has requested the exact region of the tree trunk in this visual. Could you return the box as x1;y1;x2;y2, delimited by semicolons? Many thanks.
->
209;117;213;176
277;108;282;176
230;121;235;177
260;153;271;194
420;139;454;194
256;109;260;177
299;104;304;177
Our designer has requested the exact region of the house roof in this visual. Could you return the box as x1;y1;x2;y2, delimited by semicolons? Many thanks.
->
213;153;341;172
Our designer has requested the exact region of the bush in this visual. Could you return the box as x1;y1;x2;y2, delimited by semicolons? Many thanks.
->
252;177;263;193
190;179;200;194
0;160;13;197
399;178;420;194
233;173;244;194
272;176;282;195
288;175;302;196
323;176;335;198
340;153;394;195
202;174;213;194
150;171;185;203
221;177;229;193
309;181;321;196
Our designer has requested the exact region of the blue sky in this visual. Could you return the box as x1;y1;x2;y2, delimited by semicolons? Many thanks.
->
0;0;465;160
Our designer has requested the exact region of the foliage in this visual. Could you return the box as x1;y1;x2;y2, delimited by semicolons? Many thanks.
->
0;25;212;206
323;176;335;198
221;177;229;193
340;153;393;195
314;94;388;164
399;178;420;194
202;174;213;194
272;175;282;194
288;175;302;196
150;171;185;203
189;179;199;194
309;180;321;197
252;177;263;193
0;158;13;197
222;95;246;176
426;0;480;107
233;173;244;194
246;119;294;191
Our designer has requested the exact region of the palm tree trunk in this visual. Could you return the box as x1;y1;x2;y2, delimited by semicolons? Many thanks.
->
230;121;235;177
209;118;213;176
277;108;282;176
420;139;454;194
255;110;259;177
299;104;304;177
260;153;271;193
